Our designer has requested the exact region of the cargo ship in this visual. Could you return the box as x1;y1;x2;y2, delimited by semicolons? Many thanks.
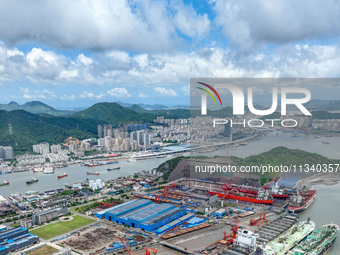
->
86;162;101;167
43;166;55;174
26;178;38;184
32;167;43;172
288;190;316;213
87;171;100;175
58;173;68;179
289;224;339;255
263;219;315;255
0;180;9;186
107;167;120;171
208;187;274;205
0;168;13;174
224;182;288;199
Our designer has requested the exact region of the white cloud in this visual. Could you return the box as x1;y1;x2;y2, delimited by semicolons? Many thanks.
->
213;0;340;51
80;91;105;99
61;94;76;100
77;54;93;66
0;0;210;52
107;88;131;98
2;41;340;90
154;87;177;97
20;87;57;100
138;93;149;98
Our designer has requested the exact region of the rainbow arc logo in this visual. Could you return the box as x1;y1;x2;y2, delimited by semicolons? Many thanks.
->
197;82;223;106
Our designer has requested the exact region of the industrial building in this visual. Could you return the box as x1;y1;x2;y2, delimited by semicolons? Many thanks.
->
33;207;69;225
0;227;39;255
95;199;187;232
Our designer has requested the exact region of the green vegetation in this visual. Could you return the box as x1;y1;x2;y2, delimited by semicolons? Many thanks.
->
231;146;339;166
30;215;95;239
0;110;101;153
72;102;153;124
0;101;74;116
74;197;122;213
0;102;190;153
311;110;340;119
156;156;185;181
53;190;77;197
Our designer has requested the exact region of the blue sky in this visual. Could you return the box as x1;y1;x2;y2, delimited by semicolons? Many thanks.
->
0;0;340;109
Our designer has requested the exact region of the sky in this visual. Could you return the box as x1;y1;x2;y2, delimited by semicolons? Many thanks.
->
1;0;340;109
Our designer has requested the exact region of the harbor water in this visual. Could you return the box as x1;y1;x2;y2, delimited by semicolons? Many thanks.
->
0;157;169;197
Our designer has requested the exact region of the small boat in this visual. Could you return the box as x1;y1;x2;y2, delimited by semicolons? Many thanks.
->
26;178;38;184
107;167;120;171
107;161;119;164
322;141;330;144
0;180;9;186
87;172;100;175
58;173;68;179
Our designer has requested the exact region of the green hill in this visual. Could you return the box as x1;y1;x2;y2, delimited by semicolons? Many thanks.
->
311;110;340;119
72;102;154;124
0;110;100;153
0;101;74;116
231;146;338;166
128;104;152;114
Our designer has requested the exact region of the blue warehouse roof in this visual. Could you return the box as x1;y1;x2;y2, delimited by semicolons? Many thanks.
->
106;199;152;217
95;199;187;233
127;203;174;223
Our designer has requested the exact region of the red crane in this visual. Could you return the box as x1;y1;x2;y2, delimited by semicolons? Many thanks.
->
155;183;176;203
144;248;158;255
222;173;245;192
113;236;135;255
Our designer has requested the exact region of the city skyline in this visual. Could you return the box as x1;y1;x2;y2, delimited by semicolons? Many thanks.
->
1;0;340;108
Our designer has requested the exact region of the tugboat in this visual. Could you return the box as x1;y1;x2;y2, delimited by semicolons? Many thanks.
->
270;180;289;199
107;167;120;171
26;178;38;184
289;223;339;255
58;173;68;179
0;180;9;186
288;189;317;213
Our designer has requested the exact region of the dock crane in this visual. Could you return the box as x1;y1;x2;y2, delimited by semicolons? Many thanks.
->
155;183;176;203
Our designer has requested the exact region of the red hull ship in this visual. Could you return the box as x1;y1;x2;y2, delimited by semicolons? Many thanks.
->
86;163;101;167
208;190;274;205
58;173;68;179
288;189;316;213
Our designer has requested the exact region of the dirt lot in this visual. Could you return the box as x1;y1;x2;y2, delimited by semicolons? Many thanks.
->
59;223;149;255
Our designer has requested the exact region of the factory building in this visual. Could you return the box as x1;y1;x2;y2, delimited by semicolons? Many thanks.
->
0;227;39;254
95;199;187;232
33;207;69;225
